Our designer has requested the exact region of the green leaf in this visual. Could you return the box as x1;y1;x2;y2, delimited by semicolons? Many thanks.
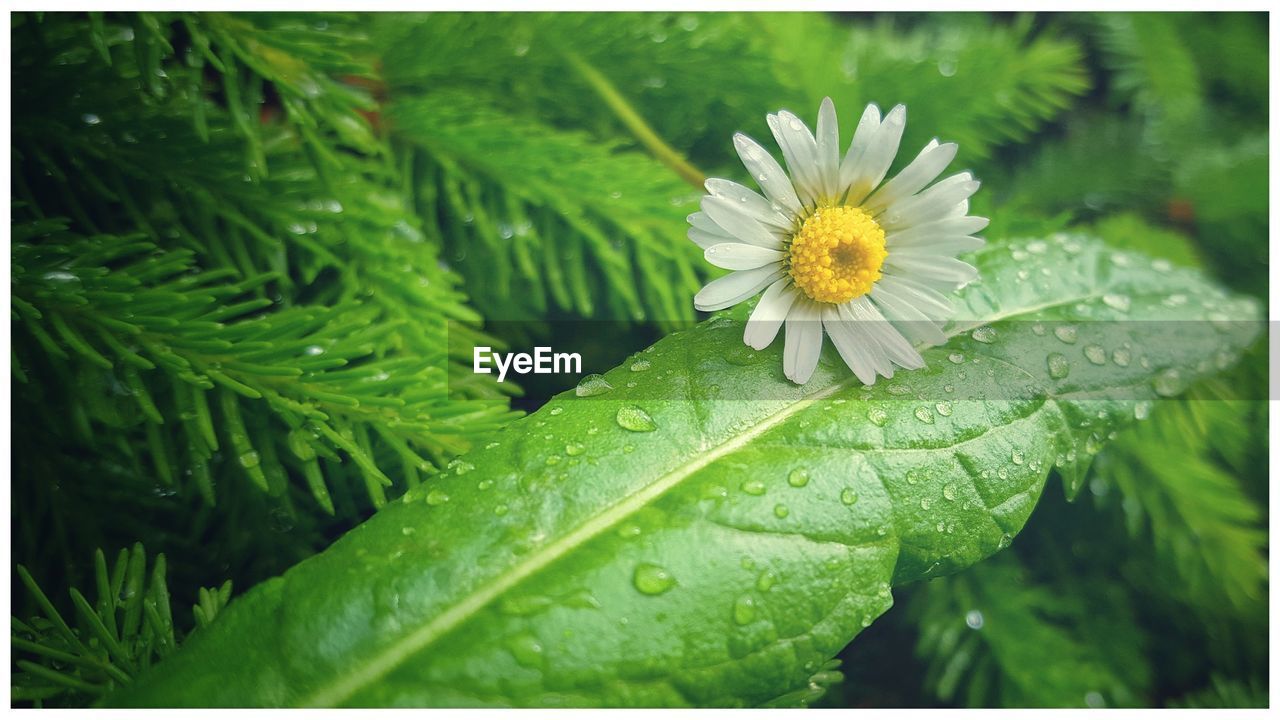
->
110;235;1258;707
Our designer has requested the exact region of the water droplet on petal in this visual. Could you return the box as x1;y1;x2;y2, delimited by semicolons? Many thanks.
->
1053;325;1078;344
741;479;766;496
425;489;450;506
1083;344;1107;365
971;326;997;344
965;610;984;630
787;468;810;487
629;359;651;372
841;488;859;505
867;407;889;426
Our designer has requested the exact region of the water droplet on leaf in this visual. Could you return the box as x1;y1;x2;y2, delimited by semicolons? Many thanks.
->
633;563;676;595
615;405;657;432
575;374;614;397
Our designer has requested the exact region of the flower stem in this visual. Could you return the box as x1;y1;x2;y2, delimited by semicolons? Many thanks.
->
563;51;707;190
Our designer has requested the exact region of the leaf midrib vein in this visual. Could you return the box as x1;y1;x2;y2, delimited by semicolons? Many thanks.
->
301;378;854;706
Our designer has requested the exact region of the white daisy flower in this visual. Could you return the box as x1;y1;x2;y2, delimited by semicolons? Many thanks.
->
690;98;986;385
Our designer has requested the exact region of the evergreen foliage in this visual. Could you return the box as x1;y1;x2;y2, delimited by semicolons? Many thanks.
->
10;10;1268;708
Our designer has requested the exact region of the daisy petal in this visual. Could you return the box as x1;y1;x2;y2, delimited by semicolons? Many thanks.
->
815;97;841;201
733;133;803;215
880;173;980;231
839;104;882;188
694;266;784;312
688;211;729;235
874;274;954;319
744;278;798;350
688;227;733;250
869;285;948;345
783;300;824;384
848;296;929;367
702;196;783;249
768;111;822;206
844;104;906;206
885;216;989;248
863;140;959;216
705;243;785;271
836;303;895;378
891;237;986;256
822;305;880;385
883;253;979;287
704;178;794;232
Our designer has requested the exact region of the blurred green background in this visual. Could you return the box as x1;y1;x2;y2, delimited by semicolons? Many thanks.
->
10;11;1268;707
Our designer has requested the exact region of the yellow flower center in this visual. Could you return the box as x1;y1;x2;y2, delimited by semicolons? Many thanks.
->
787;206;887;304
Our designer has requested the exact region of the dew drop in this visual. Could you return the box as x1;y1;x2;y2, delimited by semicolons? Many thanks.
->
1083;344;1107;365
565;442;586;457
840;488;859;505
615;405;657;432
947;352;965;364
1011;450;1025;465
1053;325;1078;344
965;610;985;630
914;406;935;424
756;570;777;592
238;451;261;469
733;594;758;625
493;504;509;516
1102;293;1131;312
788;468;810;487
935;401;953;417
425;488;450;506
1134;401;1152;420
971;326;997;344
629;359;652;372
549;406;564;416
1111;348;1132;367
575;374;614;397
633;563;676;595
1046;352;1070;379
724;345;760;366
867;407;889;426
1153;369;1184;397
773;504;790;519
506;634;544;668
741;479;766;496
943;483;957;501
920;498;932;510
